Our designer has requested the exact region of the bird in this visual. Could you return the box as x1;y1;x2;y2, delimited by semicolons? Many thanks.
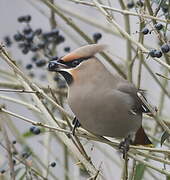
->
48;44;152;156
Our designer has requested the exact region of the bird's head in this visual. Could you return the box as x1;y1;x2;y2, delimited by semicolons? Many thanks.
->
48;44;107;84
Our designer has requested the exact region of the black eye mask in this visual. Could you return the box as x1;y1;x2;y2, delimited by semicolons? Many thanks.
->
58;56;93;68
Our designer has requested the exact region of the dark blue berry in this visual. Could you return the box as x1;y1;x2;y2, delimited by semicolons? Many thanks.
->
30;126;36;132
93;32;102;42
31;56;37;62
34;28;42;35
4;36;12;47
50;162;56;167
141;28;149;35
64;46;70;52
161;44;170;53
149;49;157;57
23;27;32;34
154;23;163;30
18;15;31;23
55;35;65;44
13;33;24;41
13;159;16;165
51;29;59;36
155;50;162;58
58;35;65;43
26;64;33;70
127;2;134;8
42;29;59;38
0;170;6;174
42;32;52;38
30;126;41;134
36;59;46;67
18;16;26;23
25;33;34;42
136;0;144;7
22;152;29;159
33;127;41;135
22;47;29;54
24;15;31;22
12;140;16;144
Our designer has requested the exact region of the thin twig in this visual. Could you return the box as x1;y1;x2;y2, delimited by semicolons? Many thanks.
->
2;106;170;154
128;153;170;176
129;160;136;180
0;81;67;95
156;73;170;80
137;17;145;88
119;0;132;82
70;0;170;23
0;94;41;112
121;157;128;180
0;89;37;93
154;0;166;16
1;107;71;134
137;92;170;134
0;111;16;180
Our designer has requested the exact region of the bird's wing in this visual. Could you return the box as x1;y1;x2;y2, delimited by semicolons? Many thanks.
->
137;89;151;113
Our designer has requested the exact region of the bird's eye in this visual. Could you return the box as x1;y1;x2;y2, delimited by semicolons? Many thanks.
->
48;61;58;71
72;60;80;67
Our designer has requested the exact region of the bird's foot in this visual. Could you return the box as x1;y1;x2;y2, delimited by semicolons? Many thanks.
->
119;135;132;159
72;117;81;136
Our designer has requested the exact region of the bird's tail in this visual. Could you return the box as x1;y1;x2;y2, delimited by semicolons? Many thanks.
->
132;126;153;146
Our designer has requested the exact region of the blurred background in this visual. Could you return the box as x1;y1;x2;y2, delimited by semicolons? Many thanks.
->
0;0;170;179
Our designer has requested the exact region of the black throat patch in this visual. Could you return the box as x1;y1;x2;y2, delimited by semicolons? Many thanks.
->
58;70;73;85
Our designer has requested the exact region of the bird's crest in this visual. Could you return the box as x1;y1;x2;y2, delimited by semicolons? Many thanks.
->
62;44;107;62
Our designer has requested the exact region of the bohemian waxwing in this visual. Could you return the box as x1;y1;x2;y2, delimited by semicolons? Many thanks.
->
48;44;152;150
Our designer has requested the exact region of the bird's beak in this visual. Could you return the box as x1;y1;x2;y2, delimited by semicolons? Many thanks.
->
48;59;68;72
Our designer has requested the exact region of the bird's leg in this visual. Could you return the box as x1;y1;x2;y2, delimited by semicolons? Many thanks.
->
118;135;132;159
72;117;81;136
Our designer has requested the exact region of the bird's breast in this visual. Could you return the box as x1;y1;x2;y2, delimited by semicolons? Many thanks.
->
68;84;142;138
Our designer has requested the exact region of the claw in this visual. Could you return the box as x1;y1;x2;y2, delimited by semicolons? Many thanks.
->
72;117;81;136
119;135;132;159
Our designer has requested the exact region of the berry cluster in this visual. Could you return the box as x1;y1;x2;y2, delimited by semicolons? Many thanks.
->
127;0;169;11
3;15;68;87
149;42;170;58
13;15;65;56
0;139;33;175
149;49;162;58
139;22;169;58
141;23;164;35
3;15;103;89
